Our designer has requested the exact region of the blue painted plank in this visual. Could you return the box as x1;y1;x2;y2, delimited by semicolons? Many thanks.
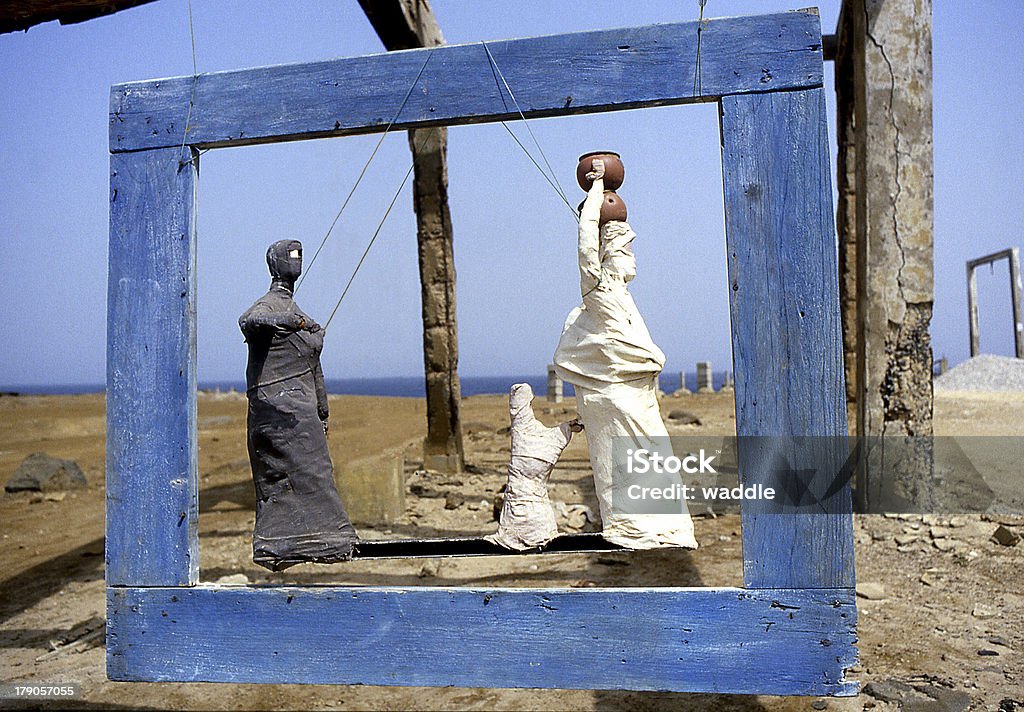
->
107;147;199;586
110;11;824;152
720;88;855;589
107;585;857;695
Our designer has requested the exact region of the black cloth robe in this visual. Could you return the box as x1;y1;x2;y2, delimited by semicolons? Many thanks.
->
240;286;357;570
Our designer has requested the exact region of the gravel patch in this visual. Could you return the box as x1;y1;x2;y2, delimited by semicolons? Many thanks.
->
935;354;1024;392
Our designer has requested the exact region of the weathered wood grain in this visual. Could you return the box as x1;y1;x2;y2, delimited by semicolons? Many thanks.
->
720;88;855;589
107;585;857;695
109;11;824;152
106;147;199;586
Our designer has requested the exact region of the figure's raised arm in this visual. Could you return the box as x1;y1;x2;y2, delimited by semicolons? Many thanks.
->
238;304;307;339
578;159;605;296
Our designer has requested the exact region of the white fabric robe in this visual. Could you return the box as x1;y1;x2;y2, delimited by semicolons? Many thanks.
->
553;177;697;550
487;383;573;550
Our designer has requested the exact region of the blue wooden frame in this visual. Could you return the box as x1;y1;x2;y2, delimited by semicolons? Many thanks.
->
106;9;857;695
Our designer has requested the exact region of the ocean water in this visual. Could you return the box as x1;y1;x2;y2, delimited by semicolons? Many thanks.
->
5;372;732;397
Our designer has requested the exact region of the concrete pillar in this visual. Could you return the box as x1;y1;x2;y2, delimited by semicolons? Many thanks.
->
410;127;464;473
677;371;692;395
835;15;860;406
837;0;935;510
696;361;714;393
357;0;463;473
547;365;563;403
858;0;934;437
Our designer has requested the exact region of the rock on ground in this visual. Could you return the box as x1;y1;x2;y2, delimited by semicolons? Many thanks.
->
4;452;87;493
855;581;886;600
667;410;701;425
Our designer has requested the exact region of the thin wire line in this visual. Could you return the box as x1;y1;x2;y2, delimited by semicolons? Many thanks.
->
477;41;577;218
297;47;436;292
480;42;570;205
323;131;431;331
177;0;199;169
694;0;708;98
500;121;578;221
482;50;559;200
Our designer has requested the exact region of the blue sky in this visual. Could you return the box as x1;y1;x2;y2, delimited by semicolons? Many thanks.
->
1;1;1022;388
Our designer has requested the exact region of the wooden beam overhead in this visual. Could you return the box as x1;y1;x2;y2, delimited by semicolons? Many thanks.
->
0;0;156;34
357;0;443;49
109;12;825;152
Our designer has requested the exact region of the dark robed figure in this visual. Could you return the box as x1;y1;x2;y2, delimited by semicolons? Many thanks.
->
239;239;357;570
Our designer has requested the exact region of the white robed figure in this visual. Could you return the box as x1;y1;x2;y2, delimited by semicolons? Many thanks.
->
553;160;698;550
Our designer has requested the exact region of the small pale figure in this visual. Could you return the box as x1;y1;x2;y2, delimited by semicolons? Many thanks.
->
554;157;698;550
487;383;582;551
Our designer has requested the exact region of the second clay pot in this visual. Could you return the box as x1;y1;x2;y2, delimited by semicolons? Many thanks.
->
579;191;628;224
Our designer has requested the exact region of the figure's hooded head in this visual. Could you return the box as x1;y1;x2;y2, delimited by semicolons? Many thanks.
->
509;383;536;424
267;240;303;284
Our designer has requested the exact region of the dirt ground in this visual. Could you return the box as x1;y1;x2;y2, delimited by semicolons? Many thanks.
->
0;388;1021;711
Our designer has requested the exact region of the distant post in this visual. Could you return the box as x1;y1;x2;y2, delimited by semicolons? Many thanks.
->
547;365;563;403
696;361;714;393
677;371;690;394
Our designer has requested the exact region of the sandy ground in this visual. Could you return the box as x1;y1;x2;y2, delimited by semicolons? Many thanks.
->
0;388;1021;711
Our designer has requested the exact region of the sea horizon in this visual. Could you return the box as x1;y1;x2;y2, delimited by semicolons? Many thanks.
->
2;371;732;398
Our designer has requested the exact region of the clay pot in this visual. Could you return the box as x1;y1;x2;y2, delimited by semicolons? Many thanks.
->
577;151;625;191
599;191;627;224
576;191;628;224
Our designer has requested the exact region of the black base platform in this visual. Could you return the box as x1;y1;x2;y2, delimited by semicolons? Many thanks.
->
350;533;628;560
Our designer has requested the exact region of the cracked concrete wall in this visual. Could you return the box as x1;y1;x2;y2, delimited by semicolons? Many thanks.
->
858;0;934;441
838;0;935;442
837;0;934;510
410;127;465;473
